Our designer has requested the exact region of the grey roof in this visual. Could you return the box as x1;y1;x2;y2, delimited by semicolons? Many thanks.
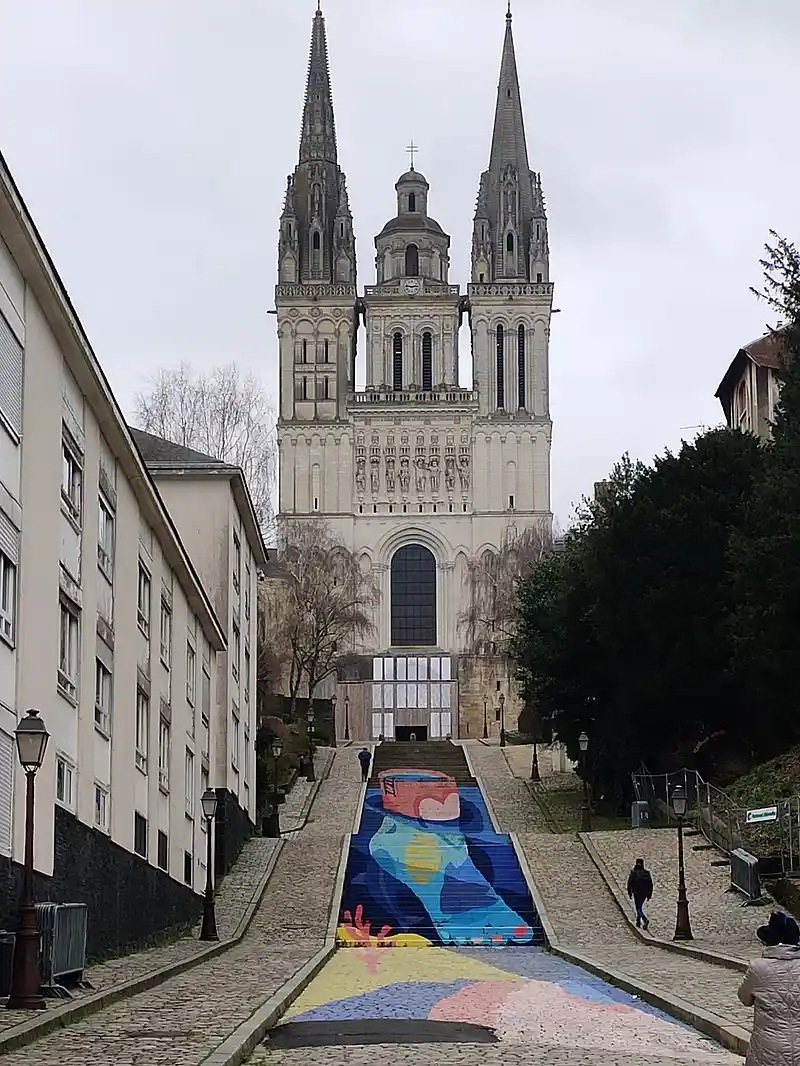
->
396;169;429;187
130;427;227;468
299;7;337;165
377;214;446;239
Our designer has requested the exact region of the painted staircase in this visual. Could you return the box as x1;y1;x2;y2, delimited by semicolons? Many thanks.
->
338;741;545;947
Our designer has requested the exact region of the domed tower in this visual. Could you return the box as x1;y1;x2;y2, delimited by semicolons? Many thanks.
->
365;166;461;392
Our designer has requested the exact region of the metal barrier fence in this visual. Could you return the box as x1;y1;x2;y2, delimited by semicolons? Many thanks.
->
35;902;88;995
631;767;800;877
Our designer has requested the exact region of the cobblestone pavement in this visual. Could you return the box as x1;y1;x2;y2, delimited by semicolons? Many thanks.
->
464;742;550;831
502;742;581;791
473;749;753;1037
588;829;784;962
0;748;362;1065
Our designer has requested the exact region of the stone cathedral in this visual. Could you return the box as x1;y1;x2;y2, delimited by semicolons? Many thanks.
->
275;6;553;742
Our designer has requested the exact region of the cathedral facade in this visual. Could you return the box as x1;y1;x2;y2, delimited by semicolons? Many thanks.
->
275;6;554;741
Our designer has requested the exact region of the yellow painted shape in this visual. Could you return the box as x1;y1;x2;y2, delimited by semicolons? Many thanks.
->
336;927;431;948
285;947;523;1018
404;832;442;884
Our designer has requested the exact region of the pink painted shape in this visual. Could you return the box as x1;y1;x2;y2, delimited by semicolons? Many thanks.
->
418;792;461;822
428;981;519;1027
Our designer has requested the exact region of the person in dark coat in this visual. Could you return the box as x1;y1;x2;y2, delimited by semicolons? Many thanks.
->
627;858;653;930
357;747;372;782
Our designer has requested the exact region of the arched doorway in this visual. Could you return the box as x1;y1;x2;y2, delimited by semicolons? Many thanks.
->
391;544;436;647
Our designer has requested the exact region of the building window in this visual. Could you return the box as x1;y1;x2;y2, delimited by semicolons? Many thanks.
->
0;552;16;646
422;332;433;392
135;688;149;772
518;324;526;410
390;544;437;647
158;717;171;791
233;532;241;591
392;333;403;391
185;748;195;817
58;599;80;700
202;665;211;726
137;563;151;637
94;784;109;831
61;434;83;524
506;232;514;252
311;229;322;276
157;830;168;871
160;597;172;668
55;755;75;809
244;565;251;619
134;812;148;858
231;708;240;770
244;648;251;703
244;726;250;784
496;324;505;410
98;495;115;577
324;339;330;362
405;244;419;277
95;659;112;734
184;851;193;886
232;622;240;681
302;339;307;363
186;641;196;705
323;376;330;399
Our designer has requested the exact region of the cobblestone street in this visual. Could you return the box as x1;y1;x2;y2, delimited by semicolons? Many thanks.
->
0;749;362;1066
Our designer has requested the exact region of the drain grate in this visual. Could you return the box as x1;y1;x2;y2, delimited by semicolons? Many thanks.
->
123;1031;195;1039
265;1020;498;1048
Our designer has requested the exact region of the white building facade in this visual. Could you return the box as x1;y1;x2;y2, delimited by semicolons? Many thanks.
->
0;153;230;954
276;7;554;741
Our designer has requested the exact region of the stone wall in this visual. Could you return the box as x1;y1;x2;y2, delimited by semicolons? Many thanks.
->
0;805;201;962
457;654;524;740
214;787;254;877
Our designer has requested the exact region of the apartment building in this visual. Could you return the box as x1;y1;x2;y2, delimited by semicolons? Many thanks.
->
130;429;267;871
0;152;229;956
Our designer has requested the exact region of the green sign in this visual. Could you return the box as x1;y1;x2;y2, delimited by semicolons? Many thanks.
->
746;806;778;825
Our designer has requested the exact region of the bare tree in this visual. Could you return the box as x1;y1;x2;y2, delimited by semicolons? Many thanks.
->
262;521;379;718
134;362;276;532
462;522;553;658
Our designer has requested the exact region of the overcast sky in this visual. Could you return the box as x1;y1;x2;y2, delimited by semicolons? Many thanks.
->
2;0;799;524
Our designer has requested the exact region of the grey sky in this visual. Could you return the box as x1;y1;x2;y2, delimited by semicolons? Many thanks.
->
2;0;799;524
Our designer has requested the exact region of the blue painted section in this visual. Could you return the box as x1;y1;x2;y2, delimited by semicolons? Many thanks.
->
339;780;545;946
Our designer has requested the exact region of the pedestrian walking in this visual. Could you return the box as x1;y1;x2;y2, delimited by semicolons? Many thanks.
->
626;858;653;931
738;910;800;1065
357;747;372;782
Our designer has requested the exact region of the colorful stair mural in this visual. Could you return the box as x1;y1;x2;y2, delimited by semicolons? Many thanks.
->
337;744;545;948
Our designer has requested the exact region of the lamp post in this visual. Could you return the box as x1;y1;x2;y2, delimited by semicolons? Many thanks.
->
306;704;316;782
483;695;489;740
199;788;219;942
530;736;541;783
330;694;338;749
264;737;283;838
499;693;506;748
671;785;694;941
344;692;350;742
578;731;592;833
7;709;49;1010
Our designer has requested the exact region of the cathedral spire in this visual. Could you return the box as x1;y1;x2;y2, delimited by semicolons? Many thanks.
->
487;5;531;198
299;5;337;164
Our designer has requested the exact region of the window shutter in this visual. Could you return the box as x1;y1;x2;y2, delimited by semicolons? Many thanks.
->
0;730;14;856
0;312;23;436
0;510;20;564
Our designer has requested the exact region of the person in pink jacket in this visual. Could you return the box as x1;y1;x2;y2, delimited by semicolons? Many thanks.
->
738;910;800;1065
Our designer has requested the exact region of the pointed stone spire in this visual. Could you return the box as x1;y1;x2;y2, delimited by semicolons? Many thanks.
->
487;5;532;215
299;5;337;164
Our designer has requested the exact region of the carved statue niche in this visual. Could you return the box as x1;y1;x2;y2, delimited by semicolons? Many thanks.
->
458;453;471;492
399;456;410;494
444;454;456;493
385;455;396;493
370;455;381;495
429;454;441;494
414;455;428;494
355;455;367;493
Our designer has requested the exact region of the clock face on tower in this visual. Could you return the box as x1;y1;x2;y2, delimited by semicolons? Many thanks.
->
403;279;422;296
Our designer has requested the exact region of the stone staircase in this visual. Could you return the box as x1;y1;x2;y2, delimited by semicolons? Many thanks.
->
369;740;475;785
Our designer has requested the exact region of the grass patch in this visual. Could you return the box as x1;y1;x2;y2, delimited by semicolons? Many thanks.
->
727;746;800;806
536;787;629;834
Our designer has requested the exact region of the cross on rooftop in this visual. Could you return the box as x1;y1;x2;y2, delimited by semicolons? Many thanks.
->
406;141;418;171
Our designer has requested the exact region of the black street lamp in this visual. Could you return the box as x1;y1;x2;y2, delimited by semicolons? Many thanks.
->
306;704;316;782
264;737;283;838
8;709;50;1010
330;693;338;749
578;731;592;833
344;692;351;742
531;736;541;783
671;785;694;942
199;788;219;942
482;695;489;740
499;693;506;748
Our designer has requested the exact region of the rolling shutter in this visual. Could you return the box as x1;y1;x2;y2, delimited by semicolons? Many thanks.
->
0;730;14;857
0;312;23;436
